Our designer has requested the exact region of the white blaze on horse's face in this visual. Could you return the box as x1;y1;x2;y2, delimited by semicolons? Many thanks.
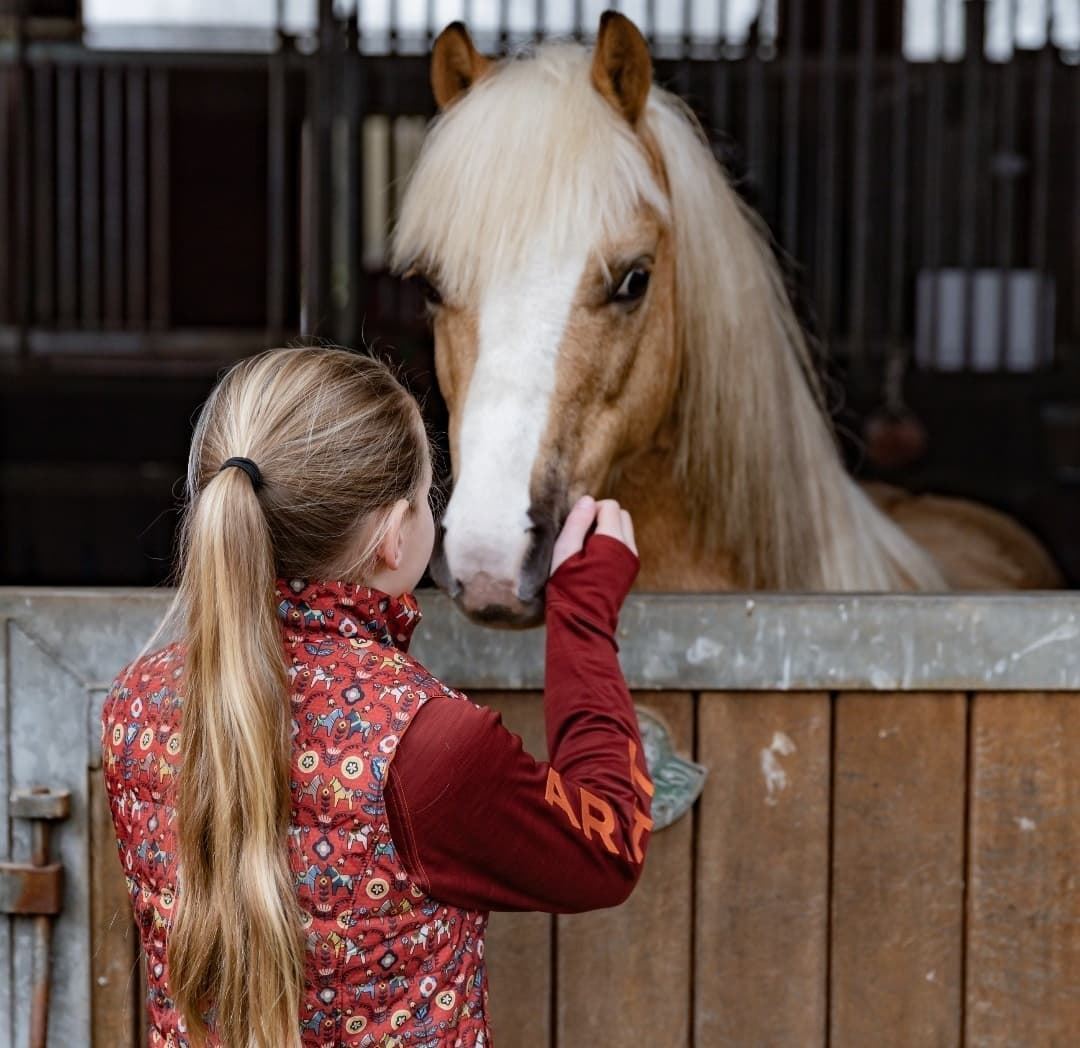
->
439;242;590;618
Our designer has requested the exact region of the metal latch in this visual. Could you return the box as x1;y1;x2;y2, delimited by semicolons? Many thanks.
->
1;786;71;1048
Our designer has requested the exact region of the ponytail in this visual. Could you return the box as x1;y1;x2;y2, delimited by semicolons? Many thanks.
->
168;465;304;1048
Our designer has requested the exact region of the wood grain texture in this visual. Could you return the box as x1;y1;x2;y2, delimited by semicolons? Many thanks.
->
695;692;830;1047
474;691;553;1048
90;771;140;1048
557;692;695;1048
966;693;1080;1046
830;693;966;1048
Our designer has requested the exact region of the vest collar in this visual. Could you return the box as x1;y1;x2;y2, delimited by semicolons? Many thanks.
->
274;576;422;651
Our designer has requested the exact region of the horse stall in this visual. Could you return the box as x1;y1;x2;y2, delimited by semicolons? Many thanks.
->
2;586;1078;1046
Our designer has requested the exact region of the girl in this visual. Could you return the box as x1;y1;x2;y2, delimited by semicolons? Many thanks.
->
101;345;653;1048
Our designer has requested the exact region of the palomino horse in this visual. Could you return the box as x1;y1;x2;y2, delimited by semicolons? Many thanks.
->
392;12;1061;626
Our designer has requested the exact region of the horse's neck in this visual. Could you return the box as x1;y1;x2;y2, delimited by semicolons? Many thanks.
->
609;432;739;591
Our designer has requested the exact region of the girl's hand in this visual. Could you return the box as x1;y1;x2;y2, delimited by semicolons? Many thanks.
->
549;495;638;578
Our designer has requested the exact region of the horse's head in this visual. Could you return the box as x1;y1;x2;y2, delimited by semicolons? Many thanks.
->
394;13;678;626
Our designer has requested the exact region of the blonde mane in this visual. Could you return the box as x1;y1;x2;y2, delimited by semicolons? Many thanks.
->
393;43;945;591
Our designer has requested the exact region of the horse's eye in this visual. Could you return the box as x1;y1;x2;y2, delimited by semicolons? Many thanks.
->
406;271;443;308
612;267;651;305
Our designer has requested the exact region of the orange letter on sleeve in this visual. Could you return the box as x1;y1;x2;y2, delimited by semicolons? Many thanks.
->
579;788;619;855
544;768;581;829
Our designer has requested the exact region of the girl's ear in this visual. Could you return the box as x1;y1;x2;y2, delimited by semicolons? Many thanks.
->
377;498;410;571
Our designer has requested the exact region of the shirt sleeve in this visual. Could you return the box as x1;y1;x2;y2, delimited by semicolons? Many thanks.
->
385;533;655;913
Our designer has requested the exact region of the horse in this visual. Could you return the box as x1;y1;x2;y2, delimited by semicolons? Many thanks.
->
391;12;1062;627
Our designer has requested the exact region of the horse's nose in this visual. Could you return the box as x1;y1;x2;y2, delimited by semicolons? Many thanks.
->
518;511;557;604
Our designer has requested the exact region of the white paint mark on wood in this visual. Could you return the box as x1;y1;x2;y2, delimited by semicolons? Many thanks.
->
1014;815;1037;832
760;731;796;806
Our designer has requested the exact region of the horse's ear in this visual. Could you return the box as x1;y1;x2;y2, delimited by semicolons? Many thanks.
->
431;22;493;110
590;10;652;126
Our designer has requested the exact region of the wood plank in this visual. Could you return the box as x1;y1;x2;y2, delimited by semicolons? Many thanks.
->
90;768;140;1048
966;692;1080;1046
830;693;966;1047
695;692;830;1047
474;691;552;1048
557;692;694;1048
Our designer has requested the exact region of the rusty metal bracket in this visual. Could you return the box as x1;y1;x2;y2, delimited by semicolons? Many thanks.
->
0;862;64;916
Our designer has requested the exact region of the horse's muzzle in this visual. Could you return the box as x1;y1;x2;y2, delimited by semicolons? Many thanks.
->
428;510;556;628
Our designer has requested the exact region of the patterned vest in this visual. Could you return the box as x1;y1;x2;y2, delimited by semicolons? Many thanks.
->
101;576;490;1048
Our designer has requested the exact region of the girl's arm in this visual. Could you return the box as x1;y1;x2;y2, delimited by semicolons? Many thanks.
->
385;533;653;913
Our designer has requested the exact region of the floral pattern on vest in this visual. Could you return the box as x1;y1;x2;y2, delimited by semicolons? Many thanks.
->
102;576;490;1048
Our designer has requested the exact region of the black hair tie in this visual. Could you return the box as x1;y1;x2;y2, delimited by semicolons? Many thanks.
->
218;456;264;491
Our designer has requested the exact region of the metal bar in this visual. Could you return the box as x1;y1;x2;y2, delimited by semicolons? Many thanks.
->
745;33;766;217
126;67;147;329
959;1;983;370
921;1;947;368
1030;15;1053;366
80;64;101;328
344;28;364;347
33;63;54;325
12;3;32;355
386;112;399;332
498;0;510;48
886;55;909;351
780;0;803;254
303;0;336;337
711;0;730;131
1075;53;1080;347
102;66;124;328
148;69;169;332
55;63;77;327
0;67;9;328
267;37;288;340
848;0;876;365
994;0;1018;371
813;0;840;338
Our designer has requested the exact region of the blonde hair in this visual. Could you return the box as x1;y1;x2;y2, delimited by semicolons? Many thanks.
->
153;346;429;1047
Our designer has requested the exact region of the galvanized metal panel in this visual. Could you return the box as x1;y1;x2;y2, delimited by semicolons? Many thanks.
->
7;620;92;1047
2;588;1080;692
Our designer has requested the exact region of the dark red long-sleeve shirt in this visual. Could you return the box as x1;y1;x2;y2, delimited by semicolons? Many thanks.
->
385;533;655;912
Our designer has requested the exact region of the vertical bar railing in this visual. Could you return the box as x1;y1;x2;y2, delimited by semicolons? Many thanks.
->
56;63;76;326
0;60;9;335
33;61;53;327
102;67;124;329
267;10;290;344
1030;10;1053;367
887;48;909;371
848;0;876;370
921;0;948;369
959;0;983;370
80;65;100;329
148;69;169;333
126;67;147;330
994;0;1018;371
780;0;803;256
13;2;33;357
814;0;839;341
